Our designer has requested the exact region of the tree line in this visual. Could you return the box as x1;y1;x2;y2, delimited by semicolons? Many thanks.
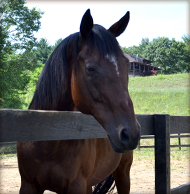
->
122;36;190;74
1;0;189;109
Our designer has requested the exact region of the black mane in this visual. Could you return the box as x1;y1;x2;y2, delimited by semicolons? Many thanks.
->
29;25;122;110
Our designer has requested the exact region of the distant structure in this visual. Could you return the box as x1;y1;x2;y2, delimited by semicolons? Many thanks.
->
124;52;162;77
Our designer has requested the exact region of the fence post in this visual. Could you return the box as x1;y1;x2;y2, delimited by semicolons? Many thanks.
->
154;114;170;194
178;133;181;150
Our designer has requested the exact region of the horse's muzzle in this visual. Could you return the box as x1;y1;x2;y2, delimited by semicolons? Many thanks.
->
108;122;141;153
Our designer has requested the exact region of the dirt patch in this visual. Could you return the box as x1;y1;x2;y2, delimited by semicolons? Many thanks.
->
0;156;189;194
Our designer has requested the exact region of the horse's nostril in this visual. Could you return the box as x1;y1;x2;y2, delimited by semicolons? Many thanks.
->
120;129;131;144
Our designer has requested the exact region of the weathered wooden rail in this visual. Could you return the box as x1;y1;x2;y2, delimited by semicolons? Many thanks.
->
0;109;190;194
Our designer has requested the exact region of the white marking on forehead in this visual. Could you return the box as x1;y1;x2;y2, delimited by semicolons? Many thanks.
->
105;54;120;75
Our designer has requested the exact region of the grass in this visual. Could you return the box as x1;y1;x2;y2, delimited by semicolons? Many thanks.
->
21;73;190;115
129;73;190;167
133;148;190;174
133;135;190;174
128;73;190;116
0;153;17;160
0;144;17;153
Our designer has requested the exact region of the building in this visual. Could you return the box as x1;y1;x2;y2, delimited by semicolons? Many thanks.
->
123;52;162;77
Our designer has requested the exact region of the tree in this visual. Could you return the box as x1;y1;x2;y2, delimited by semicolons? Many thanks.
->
122;37;149;58
50;38;62;53
32;38;62;65
144;37;188;74
181;35;190;73
1;0;43;51
35;38;52;64
0;0;43;108
122;45;140;56
138;38;149;58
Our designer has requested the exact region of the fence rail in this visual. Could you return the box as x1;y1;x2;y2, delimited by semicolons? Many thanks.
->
0;109;190;194
0;109;189;142
138;134;190;149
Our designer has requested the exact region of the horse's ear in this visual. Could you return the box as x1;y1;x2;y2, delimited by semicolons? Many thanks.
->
80;9;93;38
108;11;130;37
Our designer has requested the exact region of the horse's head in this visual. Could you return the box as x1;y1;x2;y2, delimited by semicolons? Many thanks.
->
71;9;140;153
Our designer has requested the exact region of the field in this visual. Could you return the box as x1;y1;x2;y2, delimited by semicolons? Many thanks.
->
128;73;189;116
0;73;189;193
22;73;190;115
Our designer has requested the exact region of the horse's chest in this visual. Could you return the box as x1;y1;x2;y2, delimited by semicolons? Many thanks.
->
51;139;121;182
86;139;122;186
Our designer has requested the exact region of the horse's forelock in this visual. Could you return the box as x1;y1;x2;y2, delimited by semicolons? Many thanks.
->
90;24;121;58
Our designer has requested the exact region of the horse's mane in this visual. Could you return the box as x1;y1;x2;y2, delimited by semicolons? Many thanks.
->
29;32;79;110
29;25;122;111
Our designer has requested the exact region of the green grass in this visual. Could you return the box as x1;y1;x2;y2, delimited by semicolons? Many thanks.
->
0;144;17;157
134;135;190;170
133;147;190;173
129;73;190;165
21;73;190;115
128;73;190;116
0;153;17;159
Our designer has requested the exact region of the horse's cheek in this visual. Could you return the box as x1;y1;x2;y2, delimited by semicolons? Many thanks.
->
70;74;90;113
71;75;81;107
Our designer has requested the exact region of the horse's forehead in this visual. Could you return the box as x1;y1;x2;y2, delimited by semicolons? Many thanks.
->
79;44;123;76
105;54;120;76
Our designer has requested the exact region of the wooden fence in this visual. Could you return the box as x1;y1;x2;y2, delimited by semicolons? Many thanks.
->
138;134;190;149
0;109;190;194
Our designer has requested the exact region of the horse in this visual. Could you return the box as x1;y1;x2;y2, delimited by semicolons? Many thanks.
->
17;9;141;194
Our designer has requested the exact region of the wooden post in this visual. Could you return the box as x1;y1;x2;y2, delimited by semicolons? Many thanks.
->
137;139;140;150
154;114;170;194
178;133;181;150
133;63;135;77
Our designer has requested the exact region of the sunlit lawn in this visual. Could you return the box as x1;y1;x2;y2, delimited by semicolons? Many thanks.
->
129;73;189;116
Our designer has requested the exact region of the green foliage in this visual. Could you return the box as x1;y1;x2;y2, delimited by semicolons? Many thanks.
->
50;38;62;53
0;0;43;108
128;73;190;116
1;53;29;108
35;38;52;64
122;38;150;58
144;37;188;74
20;62;44;109
181;34;190;73
1;0;43;51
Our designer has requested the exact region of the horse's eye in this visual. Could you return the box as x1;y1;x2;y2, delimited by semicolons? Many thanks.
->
86;65;96;73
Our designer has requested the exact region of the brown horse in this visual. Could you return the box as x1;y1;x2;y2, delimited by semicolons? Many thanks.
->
17;9;140;194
